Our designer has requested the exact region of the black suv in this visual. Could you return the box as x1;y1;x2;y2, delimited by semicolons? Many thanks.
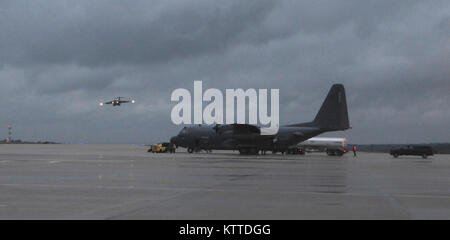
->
390;145;434;159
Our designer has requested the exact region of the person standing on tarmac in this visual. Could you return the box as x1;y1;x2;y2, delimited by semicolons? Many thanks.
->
353;145;357;157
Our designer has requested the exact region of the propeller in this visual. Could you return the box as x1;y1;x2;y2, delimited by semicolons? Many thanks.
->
213;124;219;134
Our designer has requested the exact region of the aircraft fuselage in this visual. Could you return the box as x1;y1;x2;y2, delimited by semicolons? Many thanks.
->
170;125;324;152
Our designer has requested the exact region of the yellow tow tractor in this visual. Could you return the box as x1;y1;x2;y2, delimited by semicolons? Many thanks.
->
148;142;175;153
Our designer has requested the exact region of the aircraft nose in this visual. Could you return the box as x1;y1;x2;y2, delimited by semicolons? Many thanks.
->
170;136;178;145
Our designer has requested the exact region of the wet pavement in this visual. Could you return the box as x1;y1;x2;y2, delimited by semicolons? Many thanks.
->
0;144;449;219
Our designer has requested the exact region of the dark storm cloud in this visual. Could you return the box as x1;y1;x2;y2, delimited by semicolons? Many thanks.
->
0;0;277;66
0;0;449;144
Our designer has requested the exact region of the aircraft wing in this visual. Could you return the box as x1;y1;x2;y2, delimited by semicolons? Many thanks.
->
104;101;113;105
119;99;135;104
214;124;261;135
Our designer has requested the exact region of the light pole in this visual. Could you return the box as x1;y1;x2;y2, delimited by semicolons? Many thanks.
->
7;125;12;142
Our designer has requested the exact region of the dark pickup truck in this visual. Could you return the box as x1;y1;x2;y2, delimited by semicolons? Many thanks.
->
390;145;434;158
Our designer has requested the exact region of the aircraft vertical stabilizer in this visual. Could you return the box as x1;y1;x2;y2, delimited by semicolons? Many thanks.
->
312;84;350;131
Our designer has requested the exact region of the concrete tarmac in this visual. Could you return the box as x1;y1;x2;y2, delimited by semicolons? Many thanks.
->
0;144;449;219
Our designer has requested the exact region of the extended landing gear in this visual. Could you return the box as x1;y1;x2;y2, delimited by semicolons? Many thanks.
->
239;148;259;155
326;150;344;156
285;148;305;155
187;147;211;153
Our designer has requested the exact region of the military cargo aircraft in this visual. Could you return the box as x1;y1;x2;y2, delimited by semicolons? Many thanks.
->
170;84;350;155
100;97;136;106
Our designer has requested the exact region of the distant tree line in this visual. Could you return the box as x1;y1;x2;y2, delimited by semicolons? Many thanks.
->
0;139;59;144
352;143;450;154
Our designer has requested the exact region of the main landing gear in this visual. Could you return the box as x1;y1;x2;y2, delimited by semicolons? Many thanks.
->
238;148;259;155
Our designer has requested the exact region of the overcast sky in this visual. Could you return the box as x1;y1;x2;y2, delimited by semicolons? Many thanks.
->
0;0;449;144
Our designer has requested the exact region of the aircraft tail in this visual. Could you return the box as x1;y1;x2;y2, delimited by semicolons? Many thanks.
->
312;84;350;131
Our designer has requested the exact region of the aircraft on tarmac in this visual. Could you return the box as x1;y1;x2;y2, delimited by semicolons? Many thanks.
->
170;84;350;155
99;97;136;107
